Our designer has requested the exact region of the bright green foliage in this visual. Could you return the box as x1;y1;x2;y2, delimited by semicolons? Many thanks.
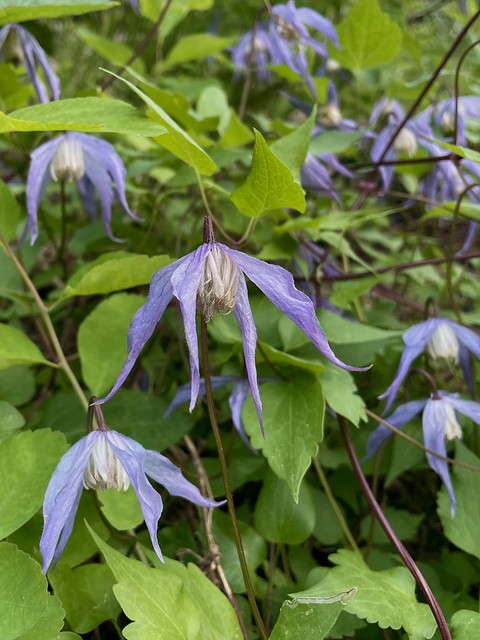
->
0;0;116;24
0;98;166;135
451;610;480;639
0;429;67;538
231;130;306;218
142;0;213;36
243;379;324;501
163;34;236;69
331;0;402;70
270;107;317;181
0;181;20;243
76;28;145;73
254;471;316;544
0;399;25;441
15;594;65;640
319;367;366;426
299;549;436;639
99;486;144;531
0;324;53;369
78;293;145;396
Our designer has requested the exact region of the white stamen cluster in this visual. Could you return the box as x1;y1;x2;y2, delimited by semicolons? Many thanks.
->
318;104;343;128
393;128;417;157
50;137;85;182
197;246;239;322
273;15;300;42
443;402;463;441
427;323;460;364
83;436;130;491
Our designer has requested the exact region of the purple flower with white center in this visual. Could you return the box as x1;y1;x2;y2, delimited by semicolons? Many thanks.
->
380;318;480;413
40;425;222;573
98;223;368;432
0;24;60;103
366;392;480;515
24;132;140;245
301;152;352;203
230;26;278;81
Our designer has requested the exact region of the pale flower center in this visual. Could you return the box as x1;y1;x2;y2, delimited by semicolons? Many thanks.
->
83;436;130;491
393;128;417;157
273;15;300;42
427;323;459;364
318;104;343;128
443;402;462;441
197;246;239;322
50;137;85;182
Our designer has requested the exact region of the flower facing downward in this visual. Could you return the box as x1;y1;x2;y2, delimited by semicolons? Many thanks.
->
40;425;222;573
24;132;141;245
98;223;368;432
365;393;480;515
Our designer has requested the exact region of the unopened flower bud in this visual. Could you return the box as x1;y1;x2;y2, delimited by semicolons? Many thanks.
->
443;401;462;440
318;103;343;128
83;435;130;491
427;323;459;364
273;15;300;42
326;58;340;72
393;128;417;157
50;136;85;182
197;246;239;322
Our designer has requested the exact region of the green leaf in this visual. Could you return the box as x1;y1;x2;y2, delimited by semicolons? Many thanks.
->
0;0;116;24
258;341;325;375
270;107;317;181
427;138;480;165
76;27;144;73
102;70;217;175
15;595;65;640
309;130;365;155
231;129;306;218
318;310;402;345
60;251;170;300
0;97;165;136
0;180;20;242
141;0;213;37
331;0;402;71
319;366;366;427
0;366;36;407
299;549;436;639
78;293;144;396
270;589;355;640
243;379;324;501
98;486;144;531
163;34;236;68
0;542;49;640
0;324;52;369
254;471;315;544
0;399;25;441
0;429;67;538
49;564;121;634
451;610;480;640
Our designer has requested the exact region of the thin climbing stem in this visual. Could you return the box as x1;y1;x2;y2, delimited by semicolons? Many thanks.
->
201;320;268;640
339;416;451;640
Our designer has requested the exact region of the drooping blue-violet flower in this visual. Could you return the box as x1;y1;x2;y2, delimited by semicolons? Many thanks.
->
40;422;222;572
98;220;368;431
230;26;278;81
24;132;140;244
380;317;480;413
366;392;480;515
0;23;60;103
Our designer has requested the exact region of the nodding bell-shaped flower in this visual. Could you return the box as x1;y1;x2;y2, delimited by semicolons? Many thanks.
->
40;413;223;573
379;317;480;413
24;132;141;245
0;23;60;103
365;392;480;515
97;218;369;433
393;127;417;157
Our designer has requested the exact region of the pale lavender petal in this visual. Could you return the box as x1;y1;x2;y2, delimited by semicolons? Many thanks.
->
229;379;255;447
17;25;60;102
83;151;119;242
446;396;480;425
0;24;12;50
106;431;164;562
144;450;224;507
77;175;97;219
97;258;185;404
171;245;210;412
50;484;83;569
26;136;60;244
448;320;480;359
164;376;238;417
365;399;426;459
225;246;368;372
40;432;98;572
458;344;473;396
422;399;456;516
129;0;139;12
296;7;339;46
233;272;263;433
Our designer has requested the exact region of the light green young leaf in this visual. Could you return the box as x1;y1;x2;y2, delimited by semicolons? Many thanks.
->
0;97;165;135
78;294;144;396
99;486;144;531
0;180;20;242
243;379;324;501
319;366;366;427
331;0;402;71
299;549;436;639
318;310;402;345
0;399;25;441
270;107;317;180
163;34;236;68
0;324;53;369
59;251;170;300
451;610;480;639
427;138;480;165
0;429;67;539
309;130;364;155
15;595;65;640
231;129;306;218
0;0;116;24
141;0;213;37
76;27;145;74
101;69;217;175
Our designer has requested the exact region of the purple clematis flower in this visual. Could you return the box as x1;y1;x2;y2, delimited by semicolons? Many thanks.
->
301;151;353;203
380;317;480;413
24;132;140;244
0;23;60;103
98;224;368;432
230;26;278;81
366;392;480;515
40;425;222;573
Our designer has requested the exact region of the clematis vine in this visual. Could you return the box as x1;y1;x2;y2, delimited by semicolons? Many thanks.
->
98;218;368;431
366;392;480;515
40;404;222;573
380;317;480;413
0;23;60;103
24;132;140;244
